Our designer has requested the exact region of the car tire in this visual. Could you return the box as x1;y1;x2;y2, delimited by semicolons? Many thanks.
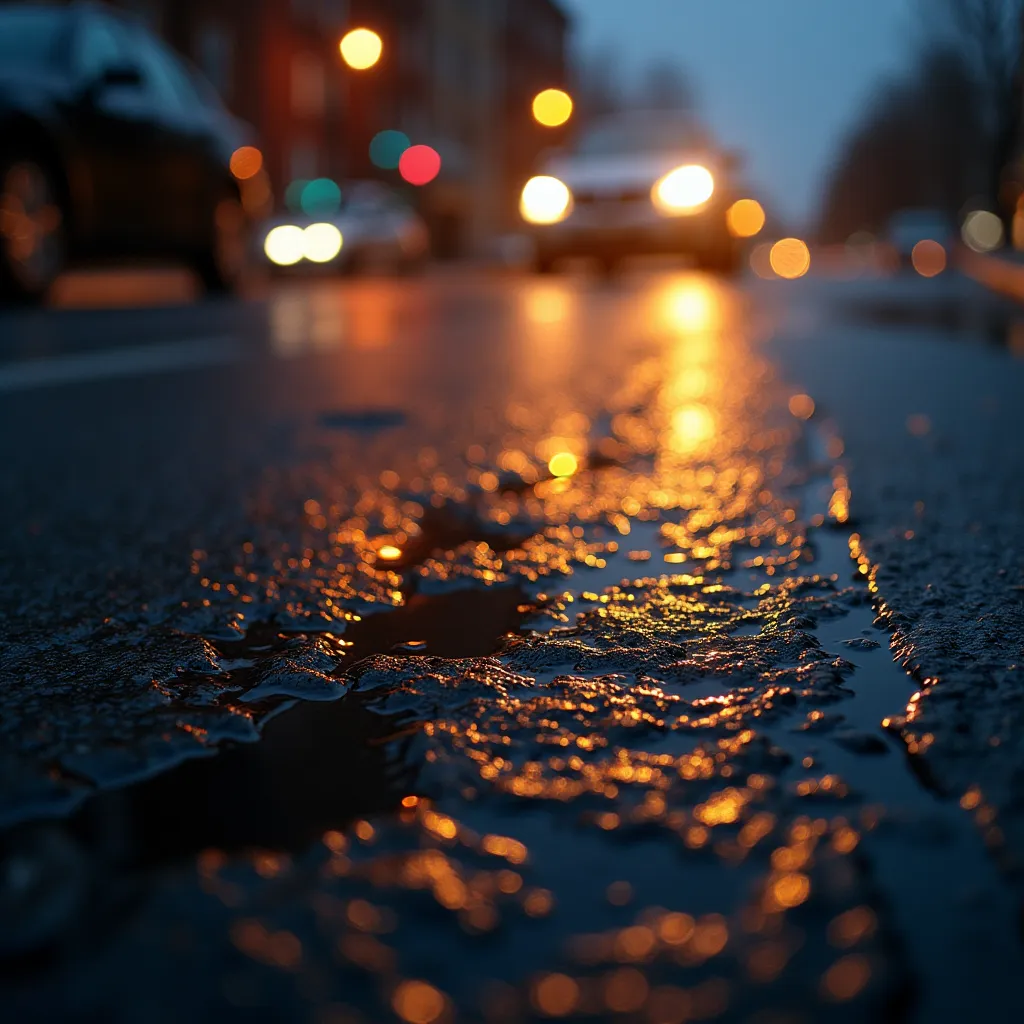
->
193;192;248;295
0;154;67;304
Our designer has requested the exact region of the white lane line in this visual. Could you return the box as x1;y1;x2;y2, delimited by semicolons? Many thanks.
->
0;336;241;393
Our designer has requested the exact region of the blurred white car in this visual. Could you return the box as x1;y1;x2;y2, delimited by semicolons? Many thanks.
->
521;111;747;274
261;182;429;273
886;209;955;266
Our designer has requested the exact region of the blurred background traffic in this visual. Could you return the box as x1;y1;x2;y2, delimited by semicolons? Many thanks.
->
5;0;1024;304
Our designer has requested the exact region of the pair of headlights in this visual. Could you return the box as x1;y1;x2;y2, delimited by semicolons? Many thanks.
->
264;222;344;266
520;165;716;226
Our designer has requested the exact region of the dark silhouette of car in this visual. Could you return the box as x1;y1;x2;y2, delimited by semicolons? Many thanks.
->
0;2;257;302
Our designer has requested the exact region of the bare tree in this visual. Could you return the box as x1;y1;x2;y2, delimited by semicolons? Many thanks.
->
928;0;1024;222
817;45;982;242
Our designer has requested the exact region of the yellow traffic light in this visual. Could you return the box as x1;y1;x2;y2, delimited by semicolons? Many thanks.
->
532;88;573;128
340;28;382;70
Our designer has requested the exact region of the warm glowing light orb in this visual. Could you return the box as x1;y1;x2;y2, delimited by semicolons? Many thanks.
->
788;394;816;420
962;209;1003;253
377;545;403;561
548;452;579;478
671;404;715;452
520;176;572;225
302;222;343;263
230;146;263;181
264;225;305;266
911;239;946;277
340;28;382;70
726;198;765;238
399;145;442;186
769;238;811;279
652;165;715;215
532;88;573;128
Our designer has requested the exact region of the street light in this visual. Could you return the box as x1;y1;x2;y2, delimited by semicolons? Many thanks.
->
532;88;573;128
340;28;382;70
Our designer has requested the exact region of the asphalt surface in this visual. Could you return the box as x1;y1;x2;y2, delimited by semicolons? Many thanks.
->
1;262;1023;1022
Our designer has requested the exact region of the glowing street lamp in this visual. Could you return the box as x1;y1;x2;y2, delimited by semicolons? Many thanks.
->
340;28;382;70
532;88;573;128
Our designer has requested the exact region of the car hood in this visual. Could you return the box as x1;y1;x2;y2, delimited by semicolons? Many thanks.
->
544;152;707;192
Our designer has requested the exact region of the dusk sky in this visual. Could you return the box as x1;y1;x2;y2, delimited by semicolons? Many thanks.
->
559;0;916;229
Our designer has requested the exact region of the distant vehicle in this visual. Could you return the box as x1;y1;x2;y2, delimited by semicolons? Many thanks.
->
886;209;956;266
0;2;258;303
520;111;746;275
260;182;430;274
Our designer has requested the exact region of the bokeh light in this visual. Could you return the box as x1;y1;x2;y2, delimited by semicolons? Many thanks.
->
340;28;382;70
532;88;573;128
548;452;579;478
285;179;309;212
302;222;344;263
788;394;816;420
750;242;775;279
264;225;305;266
520;176;573;225
240;171;272;218
399;145;442;186
229;146;263;181
300;178;342;216
671;404;715;453
911;239;947;277
377;544;403;561
652;165;715;215
370;130;411;170
726;198;765;239
962;209;1004;253
769;238;811;279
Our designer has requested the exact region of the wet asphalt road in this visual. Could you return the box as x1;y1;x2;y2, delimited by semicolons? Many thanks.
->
1;264;1023;1023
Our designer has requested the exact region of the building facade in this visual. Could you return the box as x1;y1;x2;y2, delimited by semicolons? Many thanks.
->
35;0;569;254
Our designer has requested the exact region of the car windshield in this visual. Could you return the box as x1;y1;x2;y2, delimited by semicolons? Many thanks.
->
0;8;68;69
575;116;697;157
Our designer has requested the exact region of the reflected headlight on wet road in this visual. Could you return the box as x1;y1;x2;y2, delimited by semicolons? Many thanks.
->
520;176;573;225
652;165;715;215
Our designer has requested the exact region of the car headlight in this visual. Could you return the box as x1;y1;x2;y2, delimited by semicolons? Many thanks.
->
652;165;715;215
302;222;344;263
520;176;573;225
264;225;305;266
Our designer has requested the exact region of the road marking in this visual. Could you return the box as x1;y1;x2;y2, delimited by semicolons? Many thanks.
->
0;336;240;393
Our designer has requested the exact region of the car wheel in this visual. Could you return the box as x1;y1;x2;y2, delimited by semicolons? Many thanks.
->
0;156;66;304
194;193;248;295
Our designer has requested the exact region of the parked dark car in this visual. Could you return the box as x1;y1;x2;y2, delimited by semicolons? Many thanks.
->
0;1;257;302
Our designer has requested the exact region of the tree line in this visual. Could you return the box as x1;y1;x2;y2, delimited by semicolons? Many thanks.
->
818;0;1024;243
